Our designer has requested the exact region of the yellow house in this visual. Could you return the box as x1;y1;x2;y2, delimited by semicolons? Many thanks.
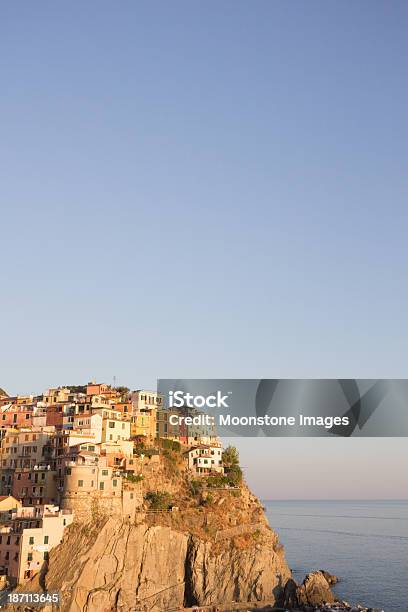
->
0;495;22;523
131;407;157;440
42;387;70;404
0;495;21;513
101;415;131;443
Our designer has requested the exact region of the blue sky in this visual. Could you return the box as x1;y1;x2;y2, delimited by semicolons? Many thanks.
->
1;2;407;497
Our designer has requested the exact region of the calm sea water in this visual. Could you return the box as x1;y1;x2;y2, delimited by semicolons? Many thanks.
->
264;500;408;612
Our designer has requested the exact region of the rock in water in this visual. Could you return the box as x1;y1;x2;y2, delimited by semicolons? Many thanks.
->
320;569;339;585
296;570;336;607
281;577;299;608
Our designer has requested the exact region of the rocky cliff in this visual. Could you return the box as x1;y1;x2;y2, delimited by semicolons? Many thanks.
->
15;480;292;611
9;451;362;612
30;514;289;611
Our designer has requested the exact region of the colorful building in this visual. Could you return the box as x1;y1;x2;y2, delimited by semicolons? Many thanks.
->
184;444;224;476
0;504;73;585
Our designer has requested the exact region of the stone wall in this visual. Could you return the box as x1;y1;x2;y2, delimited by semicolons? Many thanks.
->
61;483;143;522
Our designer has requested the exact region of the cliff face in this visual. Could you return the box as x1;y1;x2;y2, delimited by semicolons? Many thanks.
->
186;531;289;606
11;452;292;611
30;516;289;611
20;485;291;611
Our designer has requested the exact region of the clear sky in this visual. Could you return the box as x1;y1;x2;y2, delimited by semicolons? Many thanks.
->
1;2;407;498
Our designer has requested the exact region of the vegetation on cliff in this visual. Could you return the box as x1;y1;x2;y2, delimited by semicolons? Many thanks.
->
6;449;358;611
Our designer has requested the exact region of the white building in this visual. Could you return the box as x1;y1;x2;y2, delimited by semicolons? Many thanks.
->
0;504;73;585
184;445;224;476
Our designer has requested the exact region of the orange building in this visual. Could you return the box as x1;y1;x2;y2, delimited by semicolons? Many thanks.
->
86;382;110;396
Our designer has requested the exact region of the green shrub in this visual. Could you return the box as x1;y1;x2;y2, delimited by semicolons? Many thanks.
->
159;438;181;452
222;445;240;467
125;473;144;483
133;442;146;454
190;479;203;496
206;475;230;488
145;491;172;510
135;447;160;457
225;464;243;485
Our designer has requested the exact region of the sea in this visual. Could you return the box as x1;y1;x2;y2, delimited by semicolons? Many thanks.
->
264;500;408;612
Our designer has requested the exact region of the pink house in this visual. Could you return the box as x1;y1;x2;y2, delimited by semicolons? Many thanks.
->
0;406;33;429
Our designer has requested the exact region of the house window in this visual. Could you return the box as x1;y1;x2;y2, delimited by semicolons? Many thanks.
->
102;470;108;476
99;482;104;490
29;537;34;545
78;480;83;487
44;551;49;560
27;553;33;561
44;536;49;544
113;479;117;487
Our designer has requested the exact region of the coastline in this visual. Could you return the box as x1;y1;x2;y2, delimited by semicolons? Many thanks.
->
264;499;406;612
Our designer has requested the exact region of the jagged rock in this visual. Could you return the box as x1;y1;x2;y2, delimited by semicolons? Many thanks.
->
3;477;373;612
281;577;299;608
320;569;339;585
10;513;290;611
297;570;336;607
187;531;290;606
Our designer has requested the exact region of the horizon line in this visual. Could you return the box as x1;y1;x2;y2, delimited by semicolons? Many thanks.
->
260;498;408;502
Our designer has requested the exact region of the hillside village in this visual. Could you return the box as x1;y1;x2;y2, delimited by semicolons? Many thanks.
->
0;382;241;589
